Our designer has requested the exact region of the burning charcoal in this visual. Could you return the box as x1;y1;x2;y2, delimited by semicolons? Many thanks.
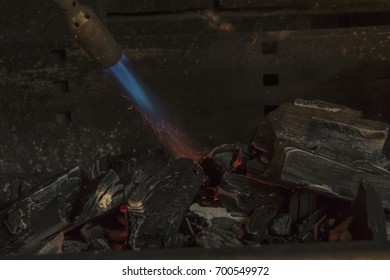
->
289;191;317;224
196;226;243;249
218;173;286;213
270;214;292;236
200;144;245;186
189;203;249;229
73;169;124;227
246;202;277;241
62;240;88;254
260;99;390;164
294;209;324;242
127;158;204;249
269;147;390;209
350;182;387;242
0;167;84;254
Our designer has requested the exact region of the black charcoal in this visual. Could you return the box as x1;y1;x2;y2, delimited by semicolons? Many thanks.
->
350;182;387;242
261;99;390;163
220;173;286;209
196;226;243;249
270;214;292;236
127;158;204;249
73;169;124;227
89;238;111;252
62;240;88;254
246;203;277;241
289;191;317;224
295;210;324;242
80;223;105;241
0;167;84;254
269;147;390;209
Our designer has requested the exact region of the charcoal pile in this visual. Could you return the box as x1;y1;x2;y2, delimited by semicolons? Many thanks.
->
1;99;390;256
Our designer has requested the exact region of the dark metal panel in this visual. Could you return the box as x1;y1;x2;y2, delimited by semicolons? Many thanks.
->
218;0;390;10
106;0;214;15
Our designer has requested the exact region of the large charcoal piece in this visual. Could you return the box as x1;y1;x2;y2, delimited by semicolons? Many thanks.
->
126;158;204;249
255;99;390;164
263;99;390;209
246;203;277;241
72;169;124;227
0;167;84;254
270;147;390;208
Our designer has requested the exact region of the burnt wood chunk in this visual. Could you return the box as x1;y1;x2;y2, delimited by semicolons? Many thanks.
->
350;182;387;242
0;167;84;254
270;214;292;237
295;209;324;242
255;99;390;164
246;201;278;241
269;147;390;209
126;158;204;249
73;169;124;227
289;191;317;224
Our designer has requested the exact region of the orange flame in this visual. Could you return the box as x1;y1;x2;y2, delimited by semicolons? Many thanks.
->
143;115;202;161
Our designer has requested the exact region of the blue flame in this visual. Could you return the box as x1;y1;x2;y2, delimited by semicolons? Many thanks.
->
103;54;197;159
104;54;155;116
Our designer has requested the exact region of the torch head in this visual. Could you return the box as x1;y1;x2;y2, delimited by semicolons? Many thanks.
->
55;0;80;16
54;0;123;69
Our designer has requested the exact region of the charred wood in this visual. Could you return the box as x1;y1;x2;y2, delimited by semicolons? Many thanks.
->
0;167;84;254
126;158;204;249
269;147;390;209
350;182;387;242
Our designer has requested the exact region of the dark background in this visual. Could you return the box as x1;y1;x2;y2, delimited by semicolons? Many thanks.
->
1;0;390;206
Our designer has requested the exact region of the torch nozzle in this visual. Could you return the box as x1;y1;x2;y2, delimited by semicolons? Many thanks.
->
54;0;122;69
55;0;80;16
